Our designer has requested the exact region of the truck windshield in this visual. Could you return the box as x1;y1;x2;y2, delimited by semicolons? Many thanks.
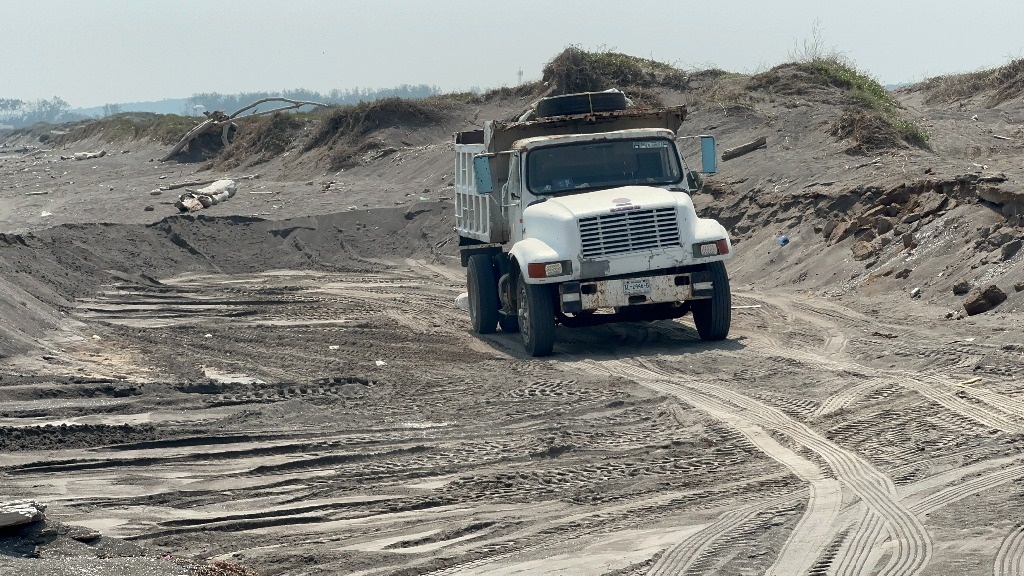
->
526;138;683;195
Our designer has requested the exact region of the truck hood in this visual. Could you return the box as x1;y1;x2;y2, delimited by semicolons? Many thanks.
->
535;185;684;219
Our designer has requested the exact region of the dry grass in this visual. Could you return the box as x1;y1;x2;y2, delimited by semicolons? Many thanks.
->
919;59;1024;106
304;97;448;170
541;47;689;97
688;73;758;112
53;113;197;145
216;112;308;168
830;109;904;153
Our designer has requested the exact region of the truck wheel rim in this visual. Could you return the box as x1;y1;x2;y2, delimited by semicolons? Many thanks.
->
518;282;530;341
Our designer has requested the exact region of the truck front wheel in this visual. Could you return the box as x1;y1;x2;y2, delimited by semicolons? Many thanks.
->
691;261;731;341
468;254;499;334
517;276;556;356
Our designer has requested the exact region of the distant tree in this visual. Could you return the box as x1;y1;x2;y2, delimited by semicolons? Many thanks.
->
0;98;24;113
183;84;444;117
102;103;122;117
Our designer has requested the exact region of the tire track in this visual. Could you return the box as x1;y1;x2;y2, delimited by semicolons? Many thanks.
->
647;504;764;576
730;295;1024;436
739;317;1024;435
576;358;932;576
900;374;1024;434
830;508;887;576
908;464;1024;516
995;525;1024;576
814;376;889;417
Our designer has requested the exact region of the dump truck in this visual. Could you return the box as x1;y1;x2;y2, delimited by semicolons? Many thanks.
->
454;90;732;356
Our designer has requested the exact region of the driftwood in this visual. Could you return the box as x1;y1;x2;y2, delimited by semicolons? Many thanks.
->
159;173;259;191
721;136;767;161
161;98;330;162
60;150;106;161
175;179;238;212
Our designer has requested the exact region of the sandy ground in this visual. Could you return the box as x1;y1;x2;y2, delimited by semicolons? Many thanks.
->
2;79;1024;575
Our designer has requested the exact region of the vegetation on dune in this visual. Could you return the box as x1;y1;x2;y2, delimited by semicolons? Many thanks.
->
216;112;310;168
304;97;449;170
750;57;928;151
542;47;693;106
919;58;1024;106
53;113;198;145
809;57;929;148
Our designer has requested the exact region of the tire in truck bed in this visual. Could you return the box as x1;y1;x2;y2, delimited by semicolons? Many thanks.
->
535;91;629;118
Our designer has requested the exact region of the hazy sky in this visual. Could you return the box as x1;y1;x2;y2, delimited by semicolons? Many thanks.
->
4;0;1023;107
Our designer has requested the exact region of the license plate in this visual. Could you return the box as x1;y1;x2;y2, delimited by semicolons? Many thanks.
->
623;278;651;295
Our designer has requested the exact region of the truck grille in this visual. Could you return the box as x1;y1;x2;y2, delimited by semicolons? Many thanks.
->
578;207;680;258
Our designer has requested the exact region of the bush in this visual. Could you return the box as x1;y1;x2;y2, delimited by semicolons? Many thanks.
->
541;47;689;96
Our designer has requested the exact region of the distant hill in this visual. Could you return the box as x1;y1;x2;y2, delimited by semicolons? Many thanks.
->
72;98;193;118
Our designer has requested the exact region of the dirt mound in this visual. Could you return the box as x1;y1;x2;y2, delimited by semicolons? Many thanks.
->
303;97;452;170
748;61;841;97
750;59;927;151
214;112;307;169
53;113;198;146
541;47;690;106
914;58;1024;107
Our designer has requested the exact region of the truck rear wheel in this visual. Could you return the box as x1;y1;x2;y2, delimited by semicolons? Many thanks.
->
517;275;556;356
467;254;499;334
692;261;731;341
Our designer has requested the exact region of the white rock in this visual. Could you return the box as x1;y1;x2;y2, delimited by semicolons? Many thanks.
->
375;360;387;367
454;292;469;312
0;500;46;529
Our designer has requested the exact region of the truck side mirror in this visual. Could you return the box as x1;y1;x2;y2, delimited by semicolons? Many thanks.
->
700;135;717;174
473;155;493;194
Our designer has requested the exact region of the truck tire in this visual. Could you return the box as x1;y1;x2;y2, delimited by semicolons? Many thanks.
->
468;254;499;334
517;275;556;356
535;91;628;118
691;261;731;341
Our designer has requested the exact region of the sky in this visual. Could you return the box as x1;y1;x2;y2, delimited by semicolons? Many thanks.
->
3;0;1024;108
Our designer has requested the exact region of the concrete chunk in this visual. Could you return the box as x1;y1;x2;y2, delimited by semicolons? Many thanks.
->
0;500;46;529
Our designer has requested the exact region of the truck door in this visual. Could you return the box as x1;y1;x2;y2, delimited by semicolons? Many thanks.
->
504;152;526;244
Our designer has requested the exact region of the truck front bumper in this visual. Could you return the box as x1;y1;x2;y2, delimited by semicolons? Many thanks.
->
557;270;713;313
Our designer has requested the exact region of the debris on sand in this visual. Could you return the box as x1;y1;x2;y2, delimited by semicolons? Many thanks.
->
0;500;46;529
60;150;107;161
175;179;237;212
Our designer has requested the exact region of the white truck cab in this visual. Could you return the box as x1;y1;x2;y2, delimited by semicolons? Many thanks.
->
455;92;732;356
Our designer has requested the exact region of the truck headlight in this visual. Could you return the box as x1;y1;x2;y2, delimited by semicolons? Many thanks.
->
692;239;730;258
527;260;573;278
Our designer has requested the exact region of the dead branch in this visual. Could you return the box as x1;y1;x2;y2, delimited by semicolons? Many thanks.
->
161;98;331;162
721;136;767;161
229;98;329;119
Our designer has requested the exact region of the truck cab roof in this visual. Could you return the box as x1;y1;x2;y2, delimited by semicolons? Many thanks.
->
510;128;678;152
